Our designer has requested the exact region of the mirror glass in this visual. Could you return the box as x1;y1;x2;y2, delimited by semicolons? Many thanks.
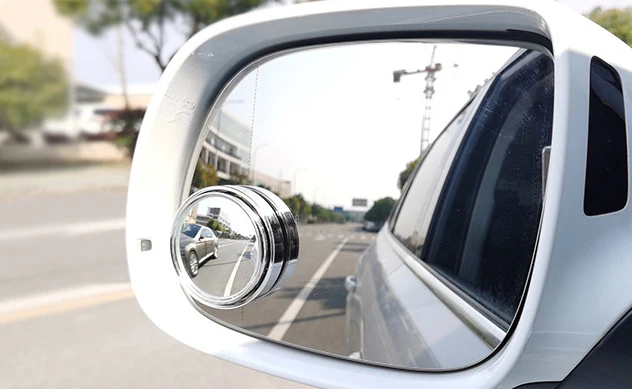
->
175;194;260;299
185;41;554;370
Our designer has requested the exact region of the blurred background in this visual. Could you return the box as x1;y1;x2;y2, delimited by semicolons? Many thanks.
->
0;0;631;388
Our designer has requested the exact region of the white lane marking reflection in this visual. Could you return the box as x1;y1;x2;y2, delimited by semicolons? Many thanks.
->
267;238;349;341
223;243;251;297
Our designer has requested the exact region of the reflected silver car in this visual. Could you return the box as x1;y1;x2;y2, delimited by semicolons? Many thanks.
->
180;224;219;277
346;48;555;368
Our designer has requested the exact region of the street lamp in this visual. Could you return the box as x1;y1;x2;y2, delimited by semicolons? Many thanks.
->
251;143;268;185
293;168;307;196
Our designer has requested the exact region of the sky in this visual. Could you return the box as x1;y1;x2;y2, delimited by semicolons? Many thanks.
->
219;42;515;208
71;0;632;209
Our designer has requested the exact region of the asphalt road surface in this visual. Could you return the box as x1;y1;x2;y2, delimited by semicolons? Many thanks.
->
0;186;375;388
193;239;256;297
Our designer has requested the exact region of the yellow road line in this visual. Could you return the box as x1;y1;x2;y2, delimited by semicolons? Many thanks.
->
0;289;135;325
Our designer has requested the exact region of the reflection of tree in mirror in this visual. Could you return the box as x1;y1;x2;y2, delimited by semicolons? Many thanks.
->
192;161;219;192
364;197;396;224
227;172;251;185
310;203;345;224
283;194;311;222
206;218;226;235
398;151;426;192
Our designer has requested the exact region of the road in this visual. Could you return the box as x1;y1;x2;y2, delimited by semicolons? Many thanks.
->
193;239;256;297
0;185;374;388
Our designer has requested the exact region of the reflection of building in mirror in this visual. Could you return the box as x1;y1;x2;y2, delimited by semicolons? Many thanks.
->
199;109;251;182
253;171;292;198
191;205;229;234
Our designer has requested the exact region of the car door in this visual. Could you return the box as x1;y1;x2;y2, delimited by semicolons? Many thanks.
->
204;228;217;255
349;49;554;369
199;228;212;258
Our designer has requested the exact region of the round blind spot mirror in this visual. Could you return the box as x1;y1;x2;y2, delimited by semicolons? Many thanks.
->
171;185;299;309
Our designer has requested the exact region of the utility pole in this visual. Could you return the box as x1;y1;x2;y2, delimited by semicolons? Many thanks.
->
393;45;457;154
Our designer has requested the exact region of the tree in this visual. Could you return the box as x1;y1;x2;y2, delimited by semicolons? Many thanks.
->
228;172;252;185
588;7;632;46
398;152;426;192
192;160;219;190
0;37;68;142
365;197;396;224
283;194;311;221
206;218;225;233
54;0;275;72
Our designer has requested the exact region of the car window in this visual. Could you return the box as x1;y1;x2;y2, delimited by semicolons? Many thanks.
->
391;99;476;257
200;228;212;238
182;224;201;238
392;50;554;327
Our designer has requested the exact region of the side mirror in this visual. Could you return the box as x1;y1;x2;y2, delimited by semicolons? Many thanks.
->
126;2;632;389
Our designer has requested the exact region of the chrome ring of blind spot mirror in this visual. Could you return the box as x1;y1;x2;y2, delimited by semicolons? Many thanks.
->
170;185;300;309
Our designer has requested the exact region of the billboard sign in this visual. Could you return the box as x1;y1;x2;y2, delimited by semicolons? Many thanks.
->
352;198;368;207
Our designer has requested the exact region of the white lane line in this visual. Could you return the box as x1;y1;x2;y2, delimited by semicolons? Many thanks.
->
0;283;132;316
267;237;349;341
0;218;126;241
350;234;356;240
314;235;326;241
360;235;367;241
337;234;344;239
223;243;251;297
327;233;334;238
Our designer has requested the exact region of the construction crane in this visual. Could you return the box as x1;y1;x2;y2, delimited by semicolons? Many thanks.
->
393;45;457;154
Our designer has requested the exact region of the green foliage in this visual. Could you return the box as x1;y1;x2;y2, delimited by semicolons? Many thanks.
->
206;218;225;233
588;7;632;46
398;152;425;191
192;160;219;190
228;172;252;185
365;197;396;223
0;37;68;134
310;202;344;223
283;194;312;222
54;0;274;70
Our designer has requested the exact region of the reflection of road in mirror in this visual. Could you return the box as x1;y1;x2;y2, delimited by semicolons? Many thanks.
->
205;223;373;357
193;238;257;297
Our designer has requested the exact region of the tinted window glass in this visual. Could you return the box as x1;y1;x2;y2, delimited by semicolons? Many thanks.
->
424;51;554;325
183;224;201;238
584;57;628;216
392;101;475;256
201;228;212;238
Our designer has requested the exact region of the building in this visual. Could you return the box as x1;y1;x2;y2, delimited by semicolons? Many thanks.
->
193;206;230;230
206;207;230;229
196;109;293;198
200;109;252;181
0;0;73;71
184;204;200;226
253;171;292;199
99;84;154;111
